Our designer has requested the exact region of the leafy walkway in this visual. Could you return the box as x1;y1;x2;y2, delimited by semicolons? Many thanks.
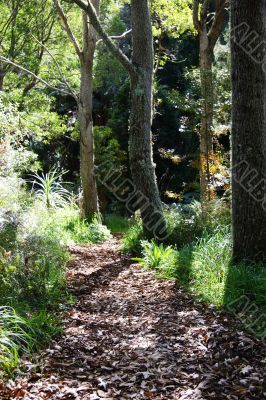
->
1;238;265;399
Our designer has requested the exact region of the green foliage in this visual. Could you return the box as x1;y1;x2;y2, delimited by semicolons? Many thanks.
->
151;0;193;38
0;307;33;375
94;126;126;167
104;214;130;234
65;214;112;244
0;306;61;376
0;97;39;176
122;220;144;255
133;240;176;270
165;200;231;248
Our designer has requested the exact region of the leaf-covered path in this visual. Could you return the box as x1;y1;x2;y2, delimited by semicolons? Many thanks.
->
3;238;265;399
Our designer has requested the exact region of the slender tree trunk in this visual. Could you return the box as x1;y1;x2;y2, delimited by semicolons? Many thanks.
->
129;0;166;238
193;0;226;207
71;0;166;237
0;70;5;91
199;29;214;204
79;8;99;219
231;0;266;261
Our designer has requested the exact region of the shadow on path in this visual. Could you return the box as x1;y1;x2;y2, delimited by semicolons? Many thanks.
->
2;238;265;400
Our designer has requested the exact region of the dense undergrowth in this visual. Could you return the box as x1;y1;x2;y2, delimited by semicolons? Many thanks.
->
123;202;266;339
0;174;111;377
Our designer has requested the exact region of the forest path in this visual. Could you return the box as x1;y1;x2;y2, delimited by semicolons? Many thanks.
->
4;238;265;399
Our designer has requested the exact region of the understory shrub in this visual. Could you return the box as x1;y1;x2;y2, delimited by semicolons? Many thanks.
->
0;307;34;375
165;199;231;248
133;240;176;270
122;219;144;255
122;199;230;254
65;214;112;244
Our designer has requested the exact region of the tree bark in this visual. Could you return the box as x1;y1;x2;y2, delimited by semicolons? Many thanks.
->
71;0;166;237
0;69;5;91
129;0;166;237
231;0;266;261
193;0;227;206
199;28;214;203
79;6;99;219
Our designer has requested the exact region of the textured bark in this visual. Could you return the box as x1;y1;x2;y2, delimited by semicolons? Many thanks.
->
231;0;266;261
199;29;214;203
71;0;166;236
193;0;227;204
129;0;165;237
0;71;4;91
79;6;99;219
55;0;99;219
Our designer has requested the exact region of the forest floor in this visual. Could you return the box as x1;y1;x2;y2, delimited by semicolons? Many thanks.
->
1;238;265;400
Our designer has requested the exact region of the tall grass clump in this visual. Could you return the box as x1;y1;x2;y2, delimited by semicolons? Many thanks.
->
122;219;144;255
0;307;34;375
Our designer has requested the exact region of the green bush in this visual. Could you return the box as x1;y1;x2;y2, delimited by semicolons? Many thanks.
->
65;214;112;244
122;200;231;255
165;199;231;248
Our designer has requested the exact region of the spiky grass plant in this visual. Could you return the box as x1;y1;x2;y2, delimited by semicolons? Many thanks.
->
30;168;71;209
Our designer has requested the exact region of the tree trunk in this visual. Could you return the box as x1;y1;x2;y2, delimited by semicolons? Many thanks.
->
129;0;166;238
231;0;266;261
199;28;214;204
0;70;5;91
79;8;99;219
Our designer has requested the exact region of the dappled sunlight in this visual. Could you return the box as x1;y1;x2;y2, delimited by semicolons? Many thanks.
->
5;238;264;400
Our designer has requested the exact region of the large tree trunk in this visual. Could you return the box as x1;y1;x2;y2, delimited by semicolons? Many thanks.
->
129;0;166;238
231;0;266;261
199;29;214;204
79;8;99;219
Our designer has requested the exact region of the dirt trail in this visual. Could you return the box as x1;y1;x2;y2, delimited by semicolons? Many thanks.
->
2;238;265;399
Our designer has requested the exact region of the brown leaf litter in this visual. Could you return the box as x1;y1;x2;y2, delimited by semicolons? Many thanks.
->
0;238;265;399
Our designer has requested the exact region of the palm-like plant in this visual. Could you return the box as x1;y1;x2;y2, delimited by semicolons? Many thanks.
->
30;168;71;209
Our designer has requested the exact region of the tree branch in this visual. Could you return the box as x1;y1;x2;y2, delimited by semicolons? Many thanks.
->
29;33;78;100
208;0;227;49
96;29;132;45
0;55;73;97
70;0;136;76
193;0;201;32
54;0;82;60
110;29;132;41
